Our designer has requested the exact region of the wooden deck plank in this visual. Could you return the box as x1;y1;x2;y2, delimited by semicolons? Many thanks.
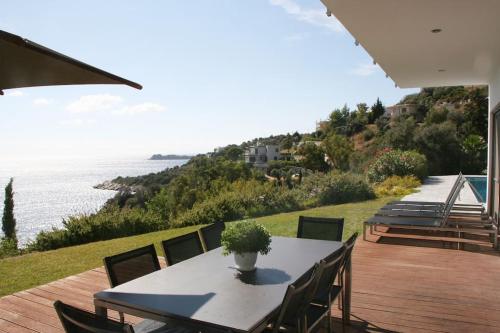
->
1;241;500;333
0;318;36;333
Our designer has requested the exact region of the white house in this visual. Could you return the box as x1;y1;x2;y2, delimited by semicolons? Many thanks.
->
384;103;418;118
320;0;500;220
244;144;281;167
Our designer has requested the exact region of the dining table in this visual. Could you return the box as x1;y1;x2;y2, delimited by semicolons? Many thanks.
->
94;236;349;333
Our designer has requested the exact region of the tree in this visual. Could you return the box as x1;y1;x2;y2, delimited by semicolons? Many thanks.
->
414;121;461;175
460;134;487;174
462;87;488;139
323;133;354;171
296;142;329;172
281;134;294;150
222;145;244;161
349;103;369;134
383;116;417;150
328;105;350;135
369;98;385;124
2;178;17;248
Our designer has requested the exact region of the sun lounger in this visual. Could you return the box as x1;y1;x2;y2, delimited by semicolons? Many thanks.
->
364;190;498;248
381;177;486;219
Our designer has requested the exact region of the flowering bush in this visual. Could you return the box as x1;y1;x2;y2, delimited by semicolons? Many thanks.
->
374;176;421;197
367;149;428;183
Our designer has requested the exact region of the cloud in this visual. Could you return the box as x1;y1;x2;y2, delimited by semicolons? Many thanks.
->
270;0;344;33
351;63;380;76
33;98;53;106
66;95;166;117
114;103;166;115
66;94;123;113
4;90;25;97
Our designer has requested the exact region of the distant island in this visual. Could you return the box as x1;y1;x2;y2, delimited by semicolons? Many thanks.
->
149;154;194;160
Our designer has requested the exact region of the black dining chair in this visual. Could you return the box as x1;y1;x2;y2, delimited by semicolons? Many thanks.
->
54;301;194;333
161;231;204;266
337;232;358;322
267;263;324;333
103;244;162;325
104;244;161;288
54;300;135;333
297;216;344;242
309;246;346;333
199;222;225;251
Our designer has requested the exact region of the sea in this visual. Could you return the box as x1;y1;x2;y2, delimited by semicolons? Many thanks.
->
0;157;187;246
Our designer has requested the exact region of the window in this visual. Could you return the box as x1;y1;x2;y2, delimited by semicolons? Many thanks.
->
249;156;255;162
275;148;278;152
274;157;277;160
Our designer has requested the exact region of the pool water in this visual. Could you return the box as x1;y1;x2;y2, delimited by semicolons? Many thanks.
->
466;176;487;203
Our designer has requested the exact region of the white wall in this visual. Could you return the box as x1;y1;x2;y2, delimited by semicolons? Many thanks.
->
486;68;500;214
490;69;500;111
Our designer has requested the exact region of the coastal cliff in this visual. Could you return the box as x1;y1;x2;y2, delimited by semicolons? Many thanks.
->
94;180;134;192
149;154;193;160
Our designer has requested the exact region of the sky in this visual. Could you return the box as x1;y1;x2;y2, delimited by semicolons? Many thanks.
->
0;0;418;159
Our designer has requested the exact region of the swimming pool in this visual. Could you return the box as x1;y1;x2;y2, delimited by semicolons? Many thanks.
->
466;176;487;203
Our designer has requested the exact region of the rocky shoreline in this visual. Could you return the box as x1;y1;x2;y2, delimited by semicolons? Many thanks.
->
93;180;133;192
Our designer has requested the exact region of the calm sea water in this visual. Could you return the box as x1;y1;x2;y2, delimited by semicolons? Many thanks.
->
0;157;187;246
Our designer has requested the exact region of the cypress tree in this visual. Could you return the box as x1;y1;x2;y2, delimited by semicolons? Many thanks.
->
2;178;17;247
369;98;385;124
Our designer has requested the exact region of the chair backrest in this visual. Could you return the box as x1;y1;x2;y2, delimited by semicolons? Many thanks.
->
443;173;464;206
297;216;344;242
441;178;466;226
54;301;134;333
272;263;323;333
340;232;358;276
314;246;346;301
103;244;160;288
199;222;225;251
162;231;204;266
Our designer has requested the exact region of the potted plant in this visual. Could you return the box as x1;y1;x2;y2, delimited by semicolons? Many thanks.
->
221;221;272;271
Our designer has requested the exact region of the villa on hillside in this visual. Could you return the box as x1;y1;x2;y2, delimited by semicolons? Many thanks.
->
244;144;280;167
384;103;418;118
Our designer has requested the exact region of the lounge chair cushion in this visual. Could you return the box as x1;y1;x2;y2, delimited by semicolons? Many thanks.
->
366;215;442;227
376;209;442;218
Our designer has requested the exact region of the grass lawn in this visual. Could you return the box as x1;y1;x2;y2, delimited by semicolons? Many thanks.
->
0;196;397;297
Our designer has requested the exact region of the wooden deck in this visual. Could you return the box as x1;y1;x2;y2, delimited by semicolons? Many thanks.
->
1;235;500;333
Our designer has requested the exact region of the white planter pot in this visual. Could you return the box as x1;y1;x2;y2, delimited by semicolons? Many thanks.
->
234;252;258;271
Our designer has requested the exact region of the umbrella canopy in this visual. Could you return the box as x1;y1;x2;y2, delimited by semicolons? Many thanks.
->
0;30;142;95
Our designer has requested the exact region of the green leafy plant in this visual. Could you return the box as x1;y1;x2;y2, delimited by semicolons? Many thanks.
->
221;221;272;255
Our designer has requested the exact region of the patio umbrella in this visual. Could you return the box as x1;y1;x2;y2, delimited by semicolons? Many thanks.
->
0;30;142;95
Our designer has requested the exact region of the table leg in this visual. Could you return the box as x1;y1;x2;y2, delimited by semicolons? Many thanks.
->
343;258;352;325
94;300;108;319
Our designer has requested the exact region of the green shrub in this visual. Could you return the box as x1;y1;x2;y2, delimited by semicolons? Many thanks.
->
173;182;302;227
0;238;19;259
374;176;421;197
299;172;375;205
221;221;272;255
28;207;164;251
362;128;375;141
367;149;428;183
